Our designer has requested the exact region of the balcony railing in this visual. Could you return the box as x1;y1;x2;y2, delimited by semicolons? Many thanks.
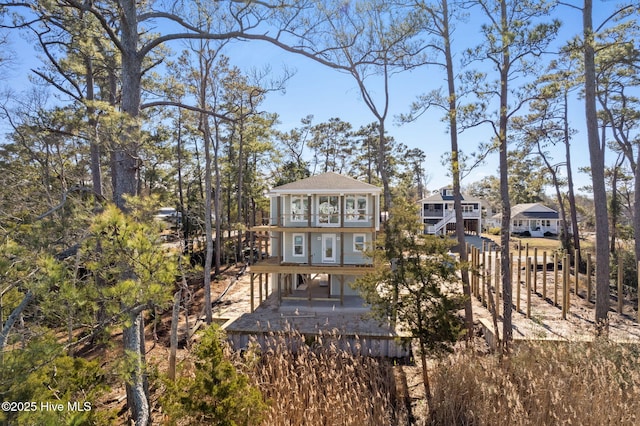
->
271;212;375;227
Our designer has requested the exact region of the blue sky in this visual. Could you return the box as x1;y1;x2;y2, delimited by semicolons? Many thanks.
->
3;1;635;196
219;2;610;195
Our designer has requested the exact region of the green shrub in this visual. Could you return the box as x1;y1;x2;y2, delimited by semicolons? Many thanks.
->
488;227;501;235
161;325;266;426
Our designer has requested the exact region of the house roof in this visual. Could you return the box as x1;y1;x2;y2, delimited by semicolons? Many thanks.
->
419;190;482;203
270;172;382;194
492;203;559;220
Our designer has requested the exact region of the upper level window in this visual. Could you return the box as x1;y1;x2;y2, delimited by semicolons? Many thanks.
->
291;196;308;222
462;204;474;213
345;195;368;221
293;233;305;257
318;195;340;225
353;234;366;252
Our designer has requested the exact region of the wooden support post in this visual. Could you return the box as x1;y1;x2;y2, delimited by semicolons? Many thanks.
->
517;249;522;290
526;257;531;318
554;252;559;307
250;273;255;313
618;261;623;314
258;273;263;302
510;253;514;311
587;253;592;303
542;251;547;300
517;254;521;312
265;273;269;300
340;275;344;306
526;250;531;301
277;274;282;305
518;242;522;262
574;249;580;298
495;256;501;316
487;251;493;308
565;254;571;315
562;254;568;319
481;249;486;306
472;247;477;297
533;247;538;293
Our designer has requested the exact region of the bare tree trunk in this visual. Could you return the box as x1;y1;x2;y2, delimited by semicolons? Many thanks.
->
563;90;581;260
378;119;392;213
419;339;432;409
237;119;245;263
584;0;610;333
499;0;513;350
123;310;149;426
200;114;214;325
610;158;622;258
442;0;473;339
213;120;222;276
168;290;181;381
0;291;33;353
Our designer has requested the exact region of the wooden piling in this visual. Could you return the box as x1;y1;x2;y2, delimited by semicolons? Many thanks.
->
562;255;567;320
542;251;547;300
495;255;500;316
510;252;514;309
482;249;487;306
250;273;255;313
517;254;521;312
554;252;559;307
533;247;538;293
526;257;531;318
487;251;493;308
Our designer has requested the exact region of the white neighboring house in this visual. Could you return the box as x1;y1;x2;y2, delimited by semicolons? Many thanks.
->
419;188;483;235
492;203;560;237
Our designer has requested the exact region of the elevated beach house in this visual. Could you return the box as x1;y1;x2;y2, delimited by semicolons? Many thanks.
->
419;187;483;235
492;202;560;236
248;172;381;307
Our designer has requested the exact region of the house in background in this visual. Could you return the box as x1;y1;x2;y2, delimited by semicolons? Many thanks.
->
492;202;560;236
419;187;483;235
249;172;381;306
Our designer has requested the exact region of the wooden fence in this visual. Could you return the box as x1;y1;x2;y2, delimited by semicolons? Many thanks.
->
467;242;640;323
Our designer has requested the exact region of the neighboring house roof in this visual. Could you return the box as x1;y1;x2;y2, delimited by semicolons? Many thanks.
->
419;190;482;203
492;203;559;220
270;172;382;194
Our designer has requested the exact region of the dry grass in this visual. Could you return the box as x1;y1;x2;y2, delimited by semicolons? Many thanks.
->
429;340;640;425
239;330;408;426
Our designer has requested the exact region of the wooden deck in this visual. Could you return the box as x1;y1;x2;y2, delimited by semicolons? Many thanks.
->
222;293;411;358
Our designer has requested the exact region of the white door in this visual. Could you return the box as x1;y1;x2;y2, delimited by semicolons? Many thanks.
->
322;234;336;263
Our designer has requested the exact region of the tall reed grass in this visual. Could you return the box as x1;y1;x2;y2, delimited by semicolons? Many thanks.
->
239;330;407;426
429;340;640;425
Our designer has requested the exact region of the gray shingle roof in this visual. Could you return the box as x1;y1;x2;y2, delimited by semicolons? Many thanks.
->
271;172;381;193
492;203;559;220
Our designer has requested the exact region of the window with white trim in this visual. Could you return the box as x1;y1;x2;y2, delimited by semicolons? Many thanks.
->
293;233;305;257
353;234;366;252
318;195;340;224
345;194;368;221
291;196;308;222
